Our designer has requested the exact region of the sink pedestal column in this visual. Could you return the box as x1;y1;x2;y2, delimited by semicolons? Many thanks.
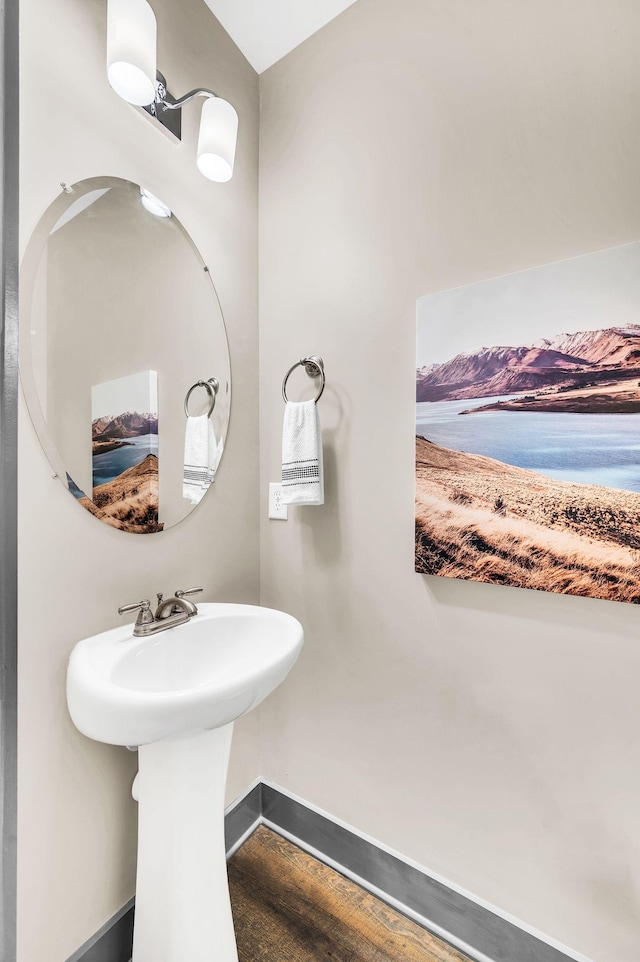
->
132;723;238;962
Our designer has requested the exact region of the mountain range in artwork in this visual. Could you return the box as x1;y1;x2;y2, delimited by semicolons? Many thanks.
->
416;324;640;408
92;411;159;443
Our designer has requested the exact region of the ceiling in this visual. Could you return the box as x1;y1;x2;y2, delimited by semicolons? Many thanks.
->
203;0;358;74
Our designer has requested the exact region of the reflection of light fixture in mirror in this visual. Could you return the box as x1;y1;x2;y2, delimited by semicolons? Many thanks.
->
106;0;238;183
140;188;171;218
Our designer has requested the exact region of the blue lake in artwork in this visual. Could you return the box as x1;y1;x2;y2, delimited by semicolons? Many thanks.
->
416;396;640;494
92;434;158;487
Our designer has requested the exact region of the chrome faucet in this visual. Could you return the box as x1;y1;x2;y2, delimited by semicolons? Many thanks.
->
155;587;203;619
118;587;203;637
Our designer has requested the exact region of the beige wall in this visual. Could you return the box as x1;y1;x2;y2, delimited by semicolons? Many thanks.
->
19;1;640;960
18;1;259;960
258;2;640;961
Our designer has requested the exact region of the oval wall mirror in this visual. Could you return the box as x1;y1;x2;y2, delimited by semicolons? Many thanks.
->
20;176;231;534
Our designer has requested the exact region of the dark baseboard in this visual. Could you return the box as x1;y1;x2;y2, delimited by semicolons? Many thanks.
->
68;780;586;962
64;899;134;962
260;784;584;962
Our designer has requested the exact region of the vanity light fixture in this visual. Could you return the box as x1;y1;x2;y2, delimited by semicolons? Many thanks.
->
106;0;239;183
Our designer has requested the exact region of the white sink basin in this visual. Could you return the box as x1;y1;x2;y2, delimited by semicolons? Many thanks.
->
67;603;304;746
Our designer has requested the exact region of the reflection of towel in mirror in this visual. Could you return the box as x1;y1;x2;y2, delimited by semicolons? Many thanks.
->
281;400;324;505
183;415;223;505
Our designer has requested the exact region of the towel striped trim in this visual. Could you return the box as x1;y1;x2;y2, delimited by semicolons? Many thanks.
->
184;465;215;486
282;466;319;479
282;458;320;486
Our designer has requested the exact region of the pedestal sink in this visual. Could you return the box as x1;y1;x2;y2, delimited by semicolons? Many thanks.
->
66;603;304;962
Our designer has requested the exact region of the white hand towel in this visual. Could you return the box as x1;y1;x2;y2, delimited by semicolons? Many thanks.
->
281;400;324;505
183;415;222;505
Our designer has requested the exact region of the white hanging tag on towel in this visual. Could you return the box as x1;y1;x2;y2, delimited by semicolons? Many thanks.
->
281;400;324;505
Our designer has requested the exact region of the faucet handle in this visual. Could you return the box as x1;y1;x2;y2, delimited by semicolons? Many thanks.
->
173;587;203;617
118;599;154;626
175;587;204;599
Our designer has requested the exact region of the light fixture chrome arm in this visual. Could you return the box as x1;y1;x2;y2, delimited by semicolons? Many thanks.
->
158;87;218;111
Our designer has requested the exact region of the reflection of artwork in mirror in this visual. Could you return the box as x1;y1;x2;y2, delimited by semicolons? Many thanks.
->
89;371;161;534
19;176;232;534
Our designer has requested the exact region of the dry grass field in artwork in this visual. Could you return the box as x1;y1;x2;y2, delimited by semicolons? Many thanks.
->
415;436;640;603
80;454;163;533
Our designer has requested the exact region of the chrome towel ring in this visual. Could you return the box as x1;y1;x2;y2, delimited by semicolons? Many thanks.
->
184;377;219;418
282;356;325;404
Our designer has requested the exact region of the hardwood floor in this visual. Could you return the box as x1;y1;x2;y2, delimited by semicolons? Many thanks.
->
228;826;473;962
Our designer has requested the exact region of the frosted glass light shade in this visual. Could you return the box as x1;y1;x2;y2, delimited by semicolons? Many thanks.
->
196;98;239;183
140;188;171;218
107;0;157;107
